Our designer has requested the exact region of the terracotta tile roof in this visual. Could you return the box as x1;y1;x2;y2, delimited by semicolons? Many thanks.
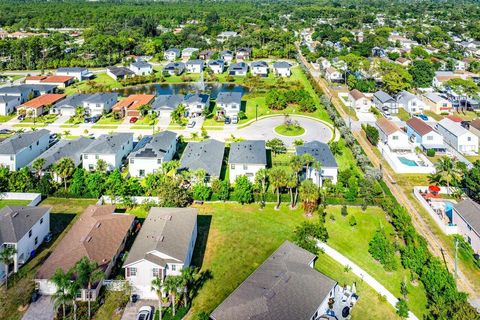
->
25;76;47;81
447;115;463;123
406;117;433;136
376;117;400;135
40;75;74;83
21;94;66;109
349;89;366;100
113;94;155;112
470;118;480;131
36;205;134;279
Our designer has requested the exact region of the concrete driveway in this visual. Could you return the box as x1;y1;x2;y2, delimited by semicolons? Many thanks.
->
22;296;55;320
121;300;157;320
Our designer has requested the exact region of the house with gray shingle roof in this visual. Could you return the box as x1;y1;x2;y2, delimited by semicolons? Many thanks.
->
51;93;92;116
220;50;234;64
436;118;478;154
0;85;36;104
228;62;248;76
163;62;185;76
0;129;50;171
210;241;338;320
164;48;180;61
0;206;51;282
128;131;177;177
228;140;266;183
123;207;197;299
453;199;480;254
106;66;135;80
56;67;93;81
373;90;398;115
129;60;153;76
83;92;118;116
82;133;133;171
208;59;225;74
273;61;292;77
185;59;205;73
184;93;210;117
251;61;269;77
151;94;184;116
180;139;225;180
216;91;242;118
296;141;338;186
0;95;21;116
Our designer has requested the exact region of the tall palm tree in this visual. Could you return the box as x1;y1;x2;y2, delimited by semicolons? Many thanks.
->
301;153;315;178
431;156;462;194
51;268;72;319
32;157;46;178
65;281;79;320
179;267;198;307
54;157;75;191
254;168;269;207
74;257;104;320
0;246;17;289
290;155;303;206
163;275;182;316
286;172;297;209
268;167;287;209
151;276;164;320
299;179;320;217
312;161;322;186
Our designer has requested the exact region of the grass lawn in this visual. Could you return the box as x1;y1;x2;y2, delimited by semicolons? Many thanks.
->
0;199;31;208
92;124;119;129
64;73;123;95
0;114;15;122
97;113;123;124
397;108;411;121
465;155;480;163
325;206;428;318
423;110;443;121
22;114;58;124
12;123;47;128
185;202;407;319
274;123;305;136
60;123;80;128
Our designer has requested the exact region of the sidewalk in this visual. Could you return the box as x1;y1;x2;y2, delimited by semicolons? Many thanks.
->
317;241;419;320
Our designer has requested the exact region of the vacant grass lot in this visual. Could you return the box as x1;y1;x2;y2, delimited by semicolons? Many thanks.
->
0;199;31;208
64;73;123;95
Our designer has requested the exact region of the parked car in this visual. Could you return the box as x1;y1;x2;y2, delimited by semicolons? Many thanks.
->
187;120;196;128
224;117;231;124
130;117;138;123
136;306;153;320
416;114;428;121
0;129;12;134
231;115;238;124
84;115;100;123
17;114;25;121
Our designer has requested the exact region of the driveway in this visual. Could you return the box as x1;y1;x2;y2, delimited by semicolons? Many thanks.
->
22;296;55;320
121;300;157;320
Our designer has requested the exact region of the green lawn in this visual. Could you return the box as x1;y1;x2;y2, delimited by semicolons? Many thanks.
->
97;113;123;124
397;108;411;121
12;123;47;128
274;123;305;136
0;114;15;122
325;206;428;318
91;124;119;129
0;199;31;208
64;73;123;95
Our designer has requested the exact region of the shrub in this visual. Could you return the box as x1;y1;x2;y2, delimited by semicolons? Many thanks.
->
348;215;357;226
365;124;379;146
426;149;435;157
232;176;254;204
192;184;212;201
396;299;409;319
368;228;398;271
341;205;348;216
293;221;329;254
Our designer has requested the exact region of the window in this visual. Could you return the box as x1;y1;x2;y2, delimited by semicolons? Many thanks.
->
28;230;32;238
127;267;137;277
231;164;235;169
152;268;160;277
139;170;145;177
467;236;471;245
84;155;88;159
243;164;248;170
130;159;134;164
157;159;162;164
392;136;399;140
427;136;433;141
34;237;38;245
40;218;43;224
95;155;99;159
36;141;39;145
171;265;176;271
10;155;13;161
89;164;94;171
468;137;472;141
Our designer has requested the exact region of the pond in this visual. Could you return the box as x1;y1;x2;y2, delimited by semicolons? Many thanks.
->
117;82;248;99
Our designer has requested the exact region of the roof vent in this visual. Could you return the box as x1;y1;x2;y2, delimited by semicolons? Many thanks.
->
264;289;276;300
86;236;93;242
95;222;101;228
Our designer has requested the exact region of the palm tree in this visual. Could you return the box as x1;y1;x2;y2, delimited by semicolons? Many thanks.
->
54;157;75;191
290;155;303;206
431;156;462;194
179;267;198;307
328;141;342;156
299;179;320;217
268;167;287;209
51;268;72;319
301;153;315;178
74;257;104;320
312;161;322;186
32;157;45;178
163;275;182;316
286;172;297;209
151;276;164;320
139;104;152;117
65;281;80;320
254;168;269;207
0;246;17;288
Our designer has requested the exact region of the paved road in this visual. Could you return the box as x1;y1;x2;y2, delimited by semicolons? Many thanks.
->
22;296;55;320
318;242;419;320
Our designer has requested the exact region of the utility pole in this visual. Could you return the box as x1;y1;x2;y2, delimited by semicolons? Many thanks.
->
454;237;458;283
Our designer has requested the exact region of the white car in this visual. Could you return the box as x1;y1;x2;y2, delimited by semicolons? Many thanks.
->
187;120;196;128
136;306;153;320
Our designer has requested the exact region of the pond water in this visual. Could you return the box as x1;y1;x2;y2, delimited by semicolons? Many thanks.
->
117;83;248;99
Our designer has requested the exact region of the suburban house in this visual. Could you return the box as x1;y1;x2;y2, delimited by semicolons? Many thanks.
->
112;94;155;118
0;95;21;116
210;241;338;320
373;90;398;115
217;31;238;42
82;133;134;171
36;205;134;300
421;92;453;114
0;84;56;103
184;93;210;117
216;91;242;119
272;61;292;77
106;66;135;80
325;67;343;82
236;47;252;61
181;48;199;60
208;59;225;74
179;139;225;181
50;93;91;116
82;92;118;116
123;207;198;300
151;94;184;117
0;129;50;171
28;137;94;172
129;60;153;76
436;118;479;154
128;131;177;178
17;93;66;117
251;61;269;77
376;118;412;151
164;48;180;61
163;62;185;76
396;90;426;114
347;89;371;112
0;206;51;282
56;67;93;81
185;59;205;73
25;75;74;89
228;140;267;183
220;50;234;64
432;70;477;88
395;57;411;67
405;117;445;152
199;49;215;60
228;62;248;76
469;118;480;138
453;199;480;254
295;141;338;186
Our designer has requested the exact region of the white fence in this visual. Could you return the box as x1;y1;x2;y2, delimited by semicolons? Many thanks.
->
378;143;436;174
0;192;42;206
97;195;161;206
413;186;458;235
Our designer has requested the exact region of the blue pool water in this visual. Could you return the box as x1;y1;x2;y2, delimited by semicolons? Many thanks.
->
445;201;454;222
398;157;418;166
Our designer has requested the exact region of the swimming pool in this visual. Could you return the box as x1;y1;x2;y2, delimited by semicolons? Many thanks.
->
445;201;454;223
398;157;418;166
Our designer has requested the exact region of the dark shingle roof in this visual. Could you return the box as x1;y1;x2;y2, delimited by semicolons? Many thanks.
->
0;206;50;244
54;94;91;108
184;93;209;105
0;129;50;154
216;91;242;105
229;140;266;165
129;131;177;159
295;141;338;168
107;66;135;77
273;61;292;69
180;139;225;177
454;199;480;234
131;60;152;69
210;241;337;320
374;90;395;103
0;96;19;103
252;61;268;68
229;62;248;72
57;67;87;73
84;92;118;104
209;59;225;67
152;94;184;111
123;207;197;267
83;133;132;154
29;137;93;169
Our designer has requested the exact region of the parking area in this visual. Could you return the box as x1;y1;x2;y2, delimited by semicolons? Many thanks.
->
121;299;157;320
22;296;55;320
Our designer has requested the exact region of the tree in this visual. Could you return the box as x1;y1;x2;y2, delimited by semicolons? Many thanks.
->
179;266;198;307
163;275;182;316
157;176;192;207
328;141;342;156
266;138;286;155
293;221;328;254
396;299;409;319
368;228;398;271
0;246;16;289
301;153;315;176
51;268;72;319
74;257;104;320
233;175;254;204
430;156;462;194
409;60;435;88
254;168;269;207
268;167;288;209
299;179;320;216
151;277;164;320
96;159;107;173
69;168;86;197
286;172;297;209
290;155;303;206
54;157;75;191
383;69;412;93
401;277;409;299
65;280;79;320
32;157;46;178
365;124;379;146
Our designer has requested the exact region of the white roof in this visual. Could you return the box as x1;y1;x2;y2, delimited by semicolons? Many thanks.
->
437;118;470;137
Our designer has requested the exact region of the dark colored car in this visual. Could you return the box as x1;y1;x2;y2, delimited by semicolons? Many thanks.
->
17;114;25;121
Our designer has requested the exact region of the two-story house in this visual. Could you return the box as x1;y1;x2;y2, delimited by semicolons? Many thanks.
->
228;140;267;183
272;61;292;77
295;141;338;186
347;89;371;112
82;133;134;171
396;90;426;114
373;90;398;115
151;94;184;117
216;91;242;120
0;96;21;116
51;94;92;116
0;129;50;171
251;61;269;77
163;62;185;76
453;199;480;254
179;139;225;182
421;92;453;115
220;50;234;64
405;117;445;152
228;62;248;76
164;48;180;61
185;60;205;73
184;93;210;117
208;59;225;74
82;93;118;116
376;118;412;152
129;60;153;76
436;118;479;154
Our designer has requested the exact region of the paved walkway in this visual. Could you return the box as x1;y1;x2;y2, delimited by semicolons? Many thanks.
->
22;296;55;320
121;300;157;320
317;241;419;320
